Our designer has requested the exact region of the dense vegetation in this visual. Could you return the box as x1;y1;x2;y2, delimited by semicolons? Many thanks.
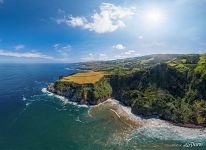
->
48;76;112;105
50;54;206;127
109;54;206;126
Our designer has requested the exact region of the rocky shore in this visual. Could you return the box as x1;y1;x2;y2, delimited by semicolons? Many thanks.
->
43;86;206;141
88;99;206;139
47;80;206;129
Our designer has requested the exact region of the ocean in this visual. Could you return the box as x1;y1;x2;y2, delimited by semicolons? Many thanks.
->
0;63;205;150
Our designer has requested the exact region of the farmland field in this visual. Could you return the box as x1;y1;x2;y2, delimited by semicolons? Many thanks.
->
60;71;107;84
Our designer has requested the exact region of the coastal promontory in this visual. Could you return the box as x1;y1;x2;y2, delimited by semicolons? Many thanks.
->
48;71;112;105
48;54;206;127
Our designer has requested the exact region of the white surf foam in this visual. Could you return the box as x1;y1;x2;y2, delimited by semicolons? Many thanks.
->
41;88;89;108
101;99;206;142
22;95;27;101
41;89;206;141
26;102;32;106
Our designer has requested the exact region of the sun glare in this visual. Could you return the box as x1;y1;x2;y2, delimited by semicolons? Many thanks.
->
144;8;166;27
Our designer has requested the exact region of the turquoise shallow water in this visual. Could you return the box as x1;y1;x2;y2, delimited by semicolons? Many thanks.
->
0;64;206;150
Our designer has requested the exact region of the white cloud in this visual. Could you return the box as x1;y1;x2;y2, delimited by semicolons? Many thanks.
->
89;53;94;57
53;43;60;48
99;53;107;60
81;53;108;61
0;49;54;59
58;8;65;14
80;53;95;61
114;50;140;59
134;53;141;56
14;44;25;50
81;50;141;62
125;50;135;55
99;53;107;57
124;50;140;57
53;43;71;57
113;44;125;50
55;18;66;24
114;55;123;59
67;16;87;27
65;3;136;33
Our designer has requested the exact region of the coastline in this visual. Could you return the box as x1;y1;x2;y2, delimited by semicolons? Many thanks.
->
41;88;89;108
42;87;206;130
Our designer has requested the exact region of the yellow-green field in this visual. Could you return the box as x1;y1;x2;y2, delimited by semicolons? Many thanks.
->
60;71;108;84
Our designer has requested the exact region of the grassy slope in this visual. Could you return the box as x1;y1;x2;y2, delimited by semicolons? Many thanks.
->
60;71;108;84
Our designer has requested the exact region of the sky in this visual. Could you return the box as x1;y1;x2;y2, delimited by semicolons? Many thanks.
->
0;0;206;63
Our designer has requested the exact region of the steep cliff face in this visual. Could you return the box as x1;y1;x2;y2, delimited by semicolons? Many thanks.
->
48;55;206;126
109;63;206;126
48;77;112;105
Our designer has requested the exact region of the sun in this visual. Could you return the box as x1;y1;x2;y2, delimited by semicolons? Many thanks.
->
146;10;164;23
144;8;166;27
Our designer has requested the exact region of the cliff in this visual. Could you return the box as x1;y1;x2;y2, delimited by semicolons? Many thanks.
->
48;72;112;105
48;54;206;127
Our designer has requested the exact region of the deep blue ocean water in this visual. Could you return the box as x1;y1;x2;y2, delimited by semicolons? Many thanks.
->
0;64;206;150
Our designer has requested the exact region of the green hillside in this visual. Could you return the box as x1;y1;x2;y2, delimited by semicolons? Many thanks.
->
49;54;206;127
